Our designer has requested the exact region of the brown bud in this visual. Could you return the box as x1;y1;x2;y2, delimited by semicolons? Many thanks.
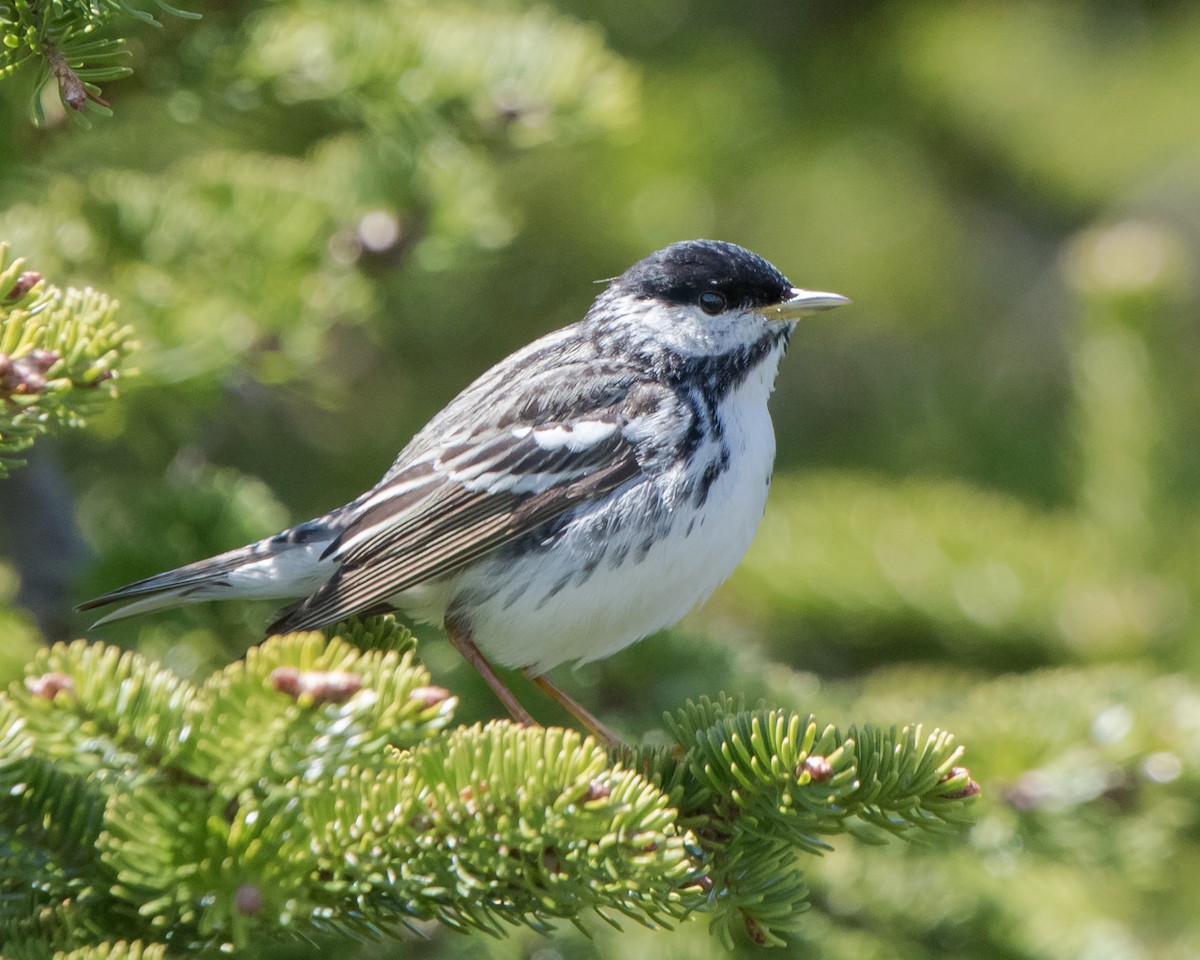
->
409;684;450;709
47;47;88;111
685;874;714;893
0;357;17;397
234;883;263;916
12;368;47;395
582;779;611;802
800;754;833;783
271;667;361;704
271;667;301;697
5;271;41;301
939;766;981;800
303;670;360;703
63;84;87;111
25;672;74;700
24;349;60;373
744;913;768;946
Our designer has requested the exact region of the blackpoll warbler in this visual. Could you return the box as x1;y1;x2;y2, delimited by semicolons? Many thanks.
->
82;240;848;745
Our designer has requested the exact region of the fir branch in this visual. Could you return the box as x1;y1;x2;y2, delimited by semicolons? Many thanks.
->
0;245;134;477
191;629;458;791
0;756;113;947
662;694;978;945
14;642;200;788
0;0;197;122
307;723;698;941
0;624;978;953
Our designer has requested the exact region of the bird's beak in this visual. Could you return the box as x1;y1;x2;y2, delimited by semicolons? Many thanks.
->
755;287;851;321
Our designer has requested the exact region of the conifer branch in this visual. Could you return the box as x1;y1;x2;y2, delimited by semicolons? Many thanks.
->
0;244;134;477
0;0;198;122
0;619;978;954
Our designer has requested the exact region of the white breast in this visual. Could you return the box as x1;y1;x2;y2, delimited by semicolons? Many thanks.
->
434;349;784;673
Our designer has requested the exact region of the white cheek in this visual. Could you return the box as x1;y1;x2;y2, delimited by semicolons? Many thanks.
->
638;303;765;358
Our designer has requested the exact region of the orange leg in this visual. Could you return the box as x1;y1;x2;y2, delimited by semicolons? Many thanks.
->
445;620;536;726
524;670;622;750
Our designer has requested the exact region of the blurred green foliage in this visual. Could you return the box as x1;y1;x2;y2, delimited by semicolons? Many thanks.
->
3;0;1200;957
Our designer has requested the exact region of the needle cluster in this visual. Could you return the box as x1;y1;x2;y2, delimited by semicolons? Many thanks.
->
0;618;976;956
0;245;134;477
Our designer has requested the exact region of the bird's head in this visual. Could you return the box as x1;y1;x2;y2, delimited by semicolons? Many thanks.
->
589;239;848;361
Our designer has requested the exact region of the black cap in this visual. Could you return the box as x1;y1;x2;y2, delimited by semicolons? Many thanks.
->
615;240;792;310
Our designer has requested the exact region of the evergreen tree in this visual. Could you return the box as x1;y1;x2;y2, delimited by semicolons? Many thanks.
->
0;619;976;955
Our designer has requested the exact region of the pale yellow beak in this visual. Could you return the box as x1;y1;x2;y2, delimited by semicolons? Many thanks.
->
755;287;851;321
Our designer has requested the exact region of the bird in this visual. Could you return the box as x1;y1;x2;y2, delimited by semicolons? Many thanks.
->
80;240;848;746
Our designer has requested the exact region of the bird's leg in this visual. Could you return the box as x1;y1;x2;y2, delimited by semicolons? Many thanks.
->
445;619;537;727
523;670;622;750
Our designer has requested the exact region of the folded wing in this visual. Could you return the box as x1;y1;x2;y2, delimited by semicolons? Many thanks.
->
265;383;679;633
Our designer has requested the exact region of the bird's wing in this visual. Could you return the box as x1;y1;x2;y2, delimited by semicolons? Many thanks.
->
266;376;685;634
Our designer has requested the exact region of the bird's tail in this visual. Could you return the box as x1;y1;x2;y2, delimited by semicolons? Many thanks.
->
78;520;339;627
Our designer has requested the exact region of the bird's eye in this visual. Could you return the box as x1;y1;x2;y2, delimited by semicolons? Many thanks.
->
698;291;727;315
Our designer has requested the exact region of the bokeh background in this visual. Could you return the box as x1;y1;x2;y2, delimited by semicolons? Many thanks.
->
4;0;1200;957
